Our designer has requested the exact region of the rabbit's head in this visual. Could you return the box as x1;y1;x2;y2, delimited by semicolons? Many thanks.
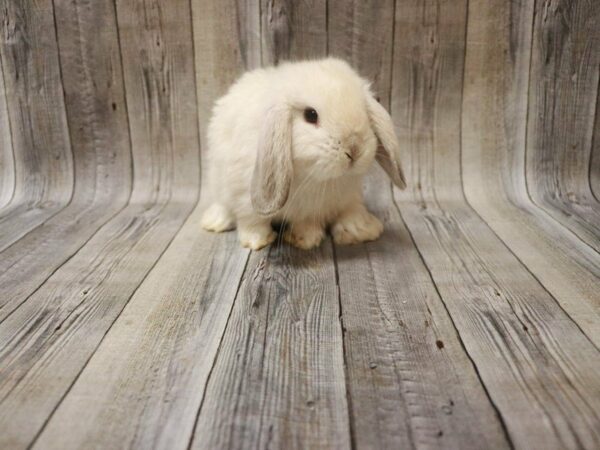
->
252;58;406;216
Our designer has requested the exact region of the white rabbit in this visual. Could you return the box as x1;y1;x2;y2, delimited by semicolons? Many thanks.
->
201;58;406;250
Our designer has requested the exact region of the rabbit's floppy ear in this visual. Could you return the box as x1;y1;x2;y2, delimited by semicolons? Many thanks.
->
364;90;407;189
251;105;293;215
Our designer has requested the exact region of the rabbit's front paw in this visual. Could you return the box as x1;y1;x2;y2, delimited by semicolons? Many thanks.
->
238;222;276;250
284;222;325;250
331;208;383;245
201;203;235;232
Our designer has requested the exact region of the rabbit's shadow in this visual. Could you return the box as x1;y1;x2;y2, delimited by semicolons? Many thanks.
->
265;223;407;269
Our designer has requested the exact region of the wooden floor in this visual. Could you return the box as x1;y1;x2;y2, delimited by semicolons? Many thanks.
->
1;0;600;449
3;177;600;450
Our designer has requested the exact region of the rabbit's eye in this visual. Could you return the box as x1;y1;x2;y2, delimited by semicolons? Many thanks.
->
303;107;318;125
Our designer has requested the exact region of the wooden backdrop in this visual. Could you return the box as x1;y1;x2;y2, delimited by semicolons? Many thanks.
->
1;0;599;448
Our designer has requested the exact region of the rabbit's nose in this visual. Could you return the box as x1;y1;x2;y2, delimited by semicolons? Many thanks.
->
345;145;359;163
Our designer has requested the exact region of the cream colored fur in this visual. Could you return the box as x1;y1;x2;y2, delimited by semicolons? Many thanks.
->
201;58;405;250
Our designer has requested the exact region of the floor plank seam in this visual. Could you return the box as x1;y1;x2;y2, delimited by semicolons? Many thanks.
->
186;0;204;187
0;55;17;208
521;0;537;214
457;0;600;353
0;203;70;252
25;198;197;449
110;0;135;191
391;195;516;450
0;199;132;327
589;74;600;203
185;249;252;450
526;194;600;256
458;195;600;354
255;246;273;448
331;240;357;450
50;0;76;208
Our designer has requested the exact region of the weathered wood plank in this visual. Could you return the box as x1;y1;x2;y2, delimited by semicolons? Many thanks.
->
0;0;132;322
337;175;511;449
0;1;598;449
393;0;600;448
392;0;467;200
462;0;600;348
327;0;394;101
399;198;600;449
0;0;74;248
526;0;600;251
0;201;194;449
117;0;199;203
328;2;509;447
191;0;260;178
6;2;247;448
0;0;201;446
461;0;534;214
33;212;249;450
592;87;600;200
54;0;132;206
192;4;345;448
0;55;14;208
261;0;327;65
192;243;350;449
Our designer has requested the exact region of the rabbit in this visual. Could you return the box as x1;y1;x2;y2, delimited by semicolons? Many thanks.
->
200;58;406;250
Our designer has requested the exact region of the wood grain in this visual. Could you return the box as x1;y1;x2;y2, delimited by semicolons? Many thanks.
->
0;0;132;322
54;0;132;206
0;55;14;208
116;0;199;203
327;0;394;101
461;0;535;218
328;2;509;448
34;213;249;450
526;0;600;252
462;0;600;348
0;0;74;248
191;4;345;448
393;0;600;448
192;0;260;183
392;0;467;199
338;174;511;449
6;1;246;448
0;0;599;449
261;0;327;65
0;0;200;446
192;243;350;450
592;87;600;200
400;198;600;449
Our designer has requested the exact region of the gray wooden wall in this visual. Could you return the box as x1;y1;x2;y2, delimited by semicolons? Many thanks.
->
1;1;600;448
1;0;598;234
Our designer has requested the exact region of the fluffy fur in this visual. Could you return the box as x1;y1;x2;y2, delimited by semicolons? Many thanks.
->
201;58;406;250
